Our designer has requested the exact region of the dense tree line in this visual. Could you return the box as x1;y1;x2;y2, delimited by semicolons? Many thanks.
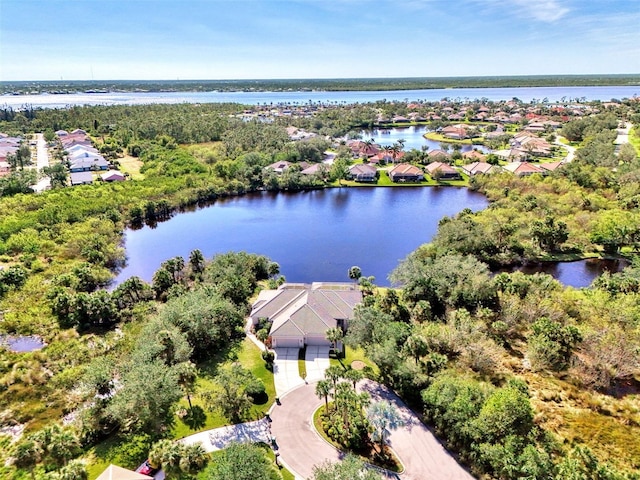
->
343;245;640;477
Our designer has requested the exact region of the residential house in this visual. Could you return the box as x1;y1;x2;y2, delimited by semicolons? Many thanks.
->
70;171;94;185
0;160;11;177
96;464;153;480
388;163;424;182
369;150;405;164
349;141;381;158
101;170;126;182
250;283;362;349
265;161;292;175
428;149;451;162
69;157;109;172
348;163;378;182
440;124;469;140
300;163;324;176
425;162;460;180
502;162;545;177
461;161;500;176
462;150;486;162
539;161;563;173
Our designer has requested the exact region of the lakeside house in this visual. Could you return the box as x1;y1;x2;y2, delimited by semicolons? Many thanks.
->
265;160;292;174
348;163;378;182
425;161;461;180
388;163;424;182
250;283;362;349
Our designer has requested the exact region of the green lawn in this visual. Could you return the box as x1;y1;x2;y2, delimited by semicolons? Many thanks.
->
330;346;379;380
172;338;276;439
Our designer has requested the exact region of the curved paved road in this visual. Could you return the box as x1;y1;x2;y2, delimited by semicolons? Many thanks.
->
270;380;474;480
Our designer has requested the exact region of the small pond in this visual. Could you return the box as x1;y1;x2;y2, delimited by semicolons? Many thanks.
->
498;258;629;289
0;335;46;353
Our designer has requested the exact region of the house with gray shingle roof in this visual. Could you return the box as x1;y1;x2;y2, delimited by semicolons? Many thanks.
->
250;283;362;349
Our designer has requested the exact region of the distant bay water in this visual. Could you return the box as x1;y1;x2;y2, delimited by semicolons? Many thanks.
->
2;85;639;109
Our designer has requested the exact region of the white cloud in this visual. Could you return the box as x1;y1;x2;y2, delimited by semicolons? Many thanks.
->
510;0;570;22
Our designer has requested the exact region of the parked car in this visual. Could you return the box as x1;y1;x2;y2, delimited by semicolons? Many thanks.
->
137;460;159;476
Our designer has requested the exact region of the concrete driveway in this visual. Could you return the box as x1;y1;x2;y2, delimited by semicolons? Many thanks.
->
270;380;474;480
273;348;304;397
305;345;330;382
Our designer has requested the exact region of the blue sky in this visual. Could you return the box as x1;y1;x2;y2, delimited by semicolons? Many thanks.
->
1;0;638;81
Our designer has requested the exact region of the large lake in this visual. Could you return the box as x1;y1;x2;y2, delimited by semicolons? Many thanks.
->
3;85;639;109
114;188;624;288
114;187;488;287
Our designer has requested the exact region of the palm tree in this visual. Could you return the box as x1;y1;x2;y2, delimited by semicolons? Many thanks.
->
315;379;332;411
390;142;402;164
367;401;404;453
189;249;206;279
51;459;88;480
149;439;182;479
179;443;209;475
176;361;198;409
325;327;344;352
324;365;344;396
382;145;394;164
343;368;363;389
13;438;43;480
348;265;362;284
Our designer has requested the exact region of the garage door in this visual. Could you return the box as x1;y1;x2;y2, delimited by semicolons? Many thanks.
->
272;336;303;348
305;335;331;346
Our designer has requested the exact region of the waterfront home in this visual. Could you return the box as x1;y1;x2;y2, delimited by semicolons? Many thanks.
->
266;160;292;174
388;163;424;182
348;163;378;182
348;140;380;158
250;282;361;349
300;163;327;175
425;161;460;180
441;124;470;140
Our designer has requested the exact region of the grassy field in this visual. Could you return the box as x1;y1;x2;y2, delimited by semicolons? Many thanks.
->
117;154;144;180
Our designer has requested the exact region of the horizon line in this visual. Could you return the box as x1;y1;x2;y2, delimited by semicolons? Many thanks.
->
3;73;640;83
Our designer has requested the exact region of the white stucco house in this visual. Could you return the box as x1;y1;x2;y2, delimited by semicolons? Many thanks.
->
250;282;362;348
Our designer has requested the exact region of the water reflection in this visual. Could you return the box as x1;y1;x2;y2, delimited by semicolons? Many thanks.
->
502;258;629;288
0;335;46;353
